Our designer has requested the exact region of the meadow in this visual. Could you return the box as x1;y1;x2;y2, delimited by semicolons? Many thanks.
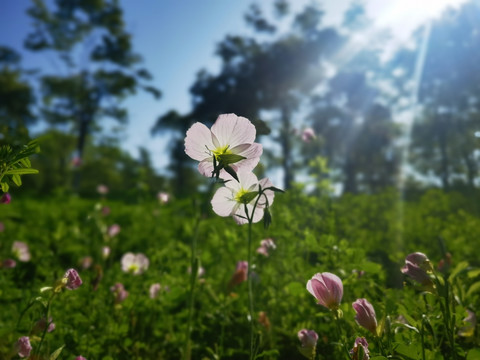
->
1;186;479;359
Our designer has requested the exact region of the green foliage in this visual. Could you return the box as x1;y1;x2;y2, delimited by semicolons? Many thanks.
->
1;188;479;359
0;140;39;193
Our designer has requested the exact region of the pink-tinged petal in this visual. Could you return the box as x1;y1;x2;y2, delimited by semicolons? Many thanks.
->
185;122;215;161
250;204;265;223
237;170;259;189
233;143;263;172
64;269;82;290
211;187;237;217
353;298;377;334
306;272;343;310
232;205;249;225
258;177;276;208
211;114;256;148
236;142;263;159
230;143;253;154
198;158;215;177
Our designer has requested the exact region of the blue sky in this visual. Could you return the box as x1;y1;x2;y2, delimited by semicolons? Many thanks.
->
0;0;468;174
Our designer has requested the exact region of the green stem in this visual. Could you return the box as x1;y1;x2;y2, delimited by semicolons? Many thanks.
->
443;280;457;359
245;203;255;360
420;315;426;360
35;292;55;357
333;311;351;360
183;217;201;360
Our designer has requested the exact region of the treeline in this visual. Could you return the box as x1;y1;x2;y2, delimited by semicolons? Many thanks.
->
1;0;479;198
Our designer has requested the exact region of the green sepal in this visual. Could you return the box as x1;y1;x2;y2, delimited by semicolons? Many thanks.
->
224;165;239;182
216;153;246;165
239;191;259;204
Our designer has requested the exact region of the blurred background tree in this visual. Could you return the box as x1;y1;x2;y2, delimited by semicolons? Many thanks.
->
0;46;36;146
1;0;480;198
24;0;161;189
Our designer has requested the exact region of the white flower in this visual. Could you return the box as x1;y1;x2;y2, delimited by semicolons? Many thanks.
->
211;170;276;225
184;113;263;179
121;252;149;275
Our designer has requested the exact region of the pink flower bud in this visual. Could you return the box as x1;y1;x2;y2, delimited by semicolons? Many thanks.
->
301;128;316;142
111;283;129;304
306;272;343;310
353;298;377;335
64;268;82;290
16;336;32;358
228;261;248;289
76;356;87;360
102;246;111;259
107;224;121;238
256;238;276;257
80;256;93;270
34;316;55;333
350;337;370;360
298;329;318;348
96;184;109;195
401;252;433;286
3;258;16;268
1;193;11;204
149;283;161;299
157;192;170;204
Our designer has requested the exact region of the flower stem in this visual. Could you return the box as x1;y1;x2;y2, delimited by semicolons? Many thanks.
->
35;292;55;357
333;311;351;360
183;217;201;360
247;212;255;360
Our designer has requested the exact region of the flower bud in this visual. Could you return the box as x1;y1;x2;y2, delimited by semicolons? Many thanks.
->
353;298;377;335
64;268;82;290
1;193;11;204
306;272;343;310
350;337;370;360
298;329;318;348
16;336;32;358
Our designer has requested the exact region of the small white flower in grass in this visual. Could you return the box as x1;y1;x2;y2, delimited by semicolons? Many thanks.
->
12;241;31;262
185;113;263;179
121;252;149;275
211;170;276;225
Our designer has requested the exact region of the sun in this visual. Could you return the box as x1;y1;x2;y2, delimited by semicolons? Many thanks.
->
370;0;470;39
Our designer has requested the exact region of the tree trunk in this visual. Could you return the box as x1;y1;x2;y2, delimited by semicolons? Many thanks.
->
280;106;293;189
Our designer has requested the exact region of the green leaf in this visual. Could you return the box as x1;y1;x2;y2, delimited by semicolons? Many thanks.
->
216;153;246;165
450;261;469;280
466;281;480;297
370;357;388;360
467;349;480;360
1;182;9;192
394;343;420;359
50;345;65;360
4;168;39;175
11;174;22;186
467;268;480;278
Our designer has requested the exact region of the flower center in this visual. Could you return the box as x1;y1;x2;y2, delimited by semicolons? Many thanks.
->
211;145;232;160
235;187;258;204
128;264;139;273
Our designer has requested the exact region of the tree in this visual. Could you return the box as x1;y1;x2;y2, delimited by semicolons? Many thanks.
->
0;46;36;145
153;1;343;190
24;0;161;188
390;1;480;190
